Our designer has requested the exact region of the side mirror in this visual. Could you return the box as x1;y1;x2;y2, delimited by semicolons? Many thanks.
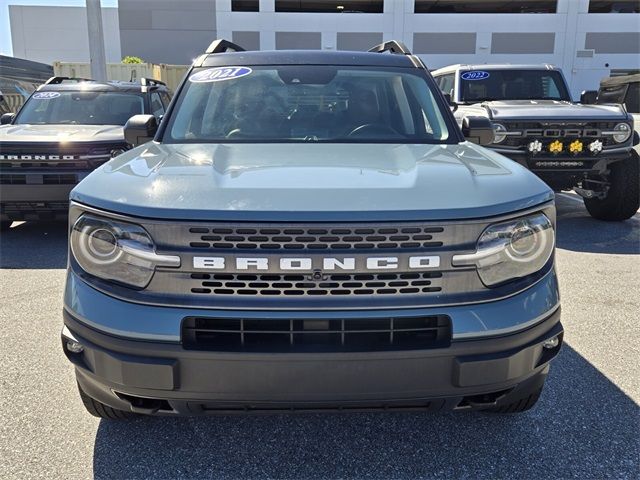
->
461;116;494;146
580;90;598;105
124;114;158;146
1;113;15;125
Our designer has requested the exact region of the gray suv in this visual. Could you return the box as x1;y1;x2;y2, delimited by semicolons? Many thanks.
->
62;40;562;418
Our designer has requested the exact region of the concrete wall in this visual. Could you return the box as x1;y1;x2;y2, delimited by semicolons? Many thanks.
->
118;0;216;64
9;5;121;64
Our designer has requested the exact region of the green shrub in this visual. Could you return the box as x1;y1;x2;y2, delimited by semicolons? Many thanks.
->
122;56;144;64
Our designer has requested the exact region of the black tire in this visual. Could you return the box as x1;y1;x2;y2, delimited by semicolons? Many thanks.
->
485;385;543;413
584;153;640;221
77;383;137;420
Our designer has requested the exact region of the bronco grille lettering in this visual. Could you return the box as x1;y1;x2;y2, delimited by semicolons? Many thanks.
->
0;154;76;160
193;256;441;272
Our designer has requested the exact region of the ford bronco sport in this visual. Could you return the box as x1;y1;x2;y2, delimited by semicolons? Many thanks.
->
62;40;562;418
432;64;638;221
0;77;171;229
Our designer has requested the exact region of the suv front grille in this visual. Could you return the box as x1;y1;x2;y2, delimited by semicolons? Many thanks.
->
501;121;619;150
187;225;445;250
182;315;452;352
0;142;128;171
189;272;443;296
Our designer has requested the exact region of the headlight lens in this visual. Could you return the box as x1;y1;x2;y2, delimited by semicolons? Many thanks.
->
110;148;127;158
70;214;179;288
492;123;507;144
612;123;631;143
452;213;554;287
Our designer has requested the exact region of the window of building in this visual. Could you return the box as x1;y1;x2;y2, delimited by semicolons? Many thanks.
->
232;1;259;12
589;1;639;13
275;1;383;13
414;1;557;13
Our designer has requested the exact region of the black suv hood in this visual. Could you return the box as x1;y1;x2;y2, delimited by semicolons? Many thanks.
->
0;124;124;143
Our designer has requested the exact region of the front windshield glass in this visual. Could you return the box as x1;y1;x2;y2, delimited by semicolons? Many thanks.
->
164;65;450;143
15;91;145;125
460;69;571;102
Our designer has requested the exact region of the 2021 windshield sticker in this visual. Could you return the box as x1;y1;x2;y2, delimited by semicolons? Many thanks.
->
189;67;253;83
32;92;61;99
461;71;490;81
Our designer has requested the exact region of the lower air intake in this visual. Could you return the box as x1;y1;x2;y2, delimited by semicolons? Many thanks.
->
182;315;452;352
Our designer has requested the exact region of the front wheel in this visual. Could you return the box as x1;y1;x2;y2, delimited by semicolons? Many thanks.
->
584;153;640;221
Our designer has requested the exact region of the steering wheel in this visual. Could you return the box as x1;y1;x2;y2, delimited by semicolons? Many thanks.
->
347;123;400;137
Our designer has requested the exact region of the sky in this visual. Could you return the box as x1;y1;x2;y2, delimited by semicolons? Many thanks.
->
0;0;118;57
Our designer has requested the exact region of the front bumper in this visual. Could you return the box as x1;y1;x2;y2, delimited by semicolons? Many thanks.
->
64;308;561;414
0;180;76;221
490;147;631;173
62;269;562;414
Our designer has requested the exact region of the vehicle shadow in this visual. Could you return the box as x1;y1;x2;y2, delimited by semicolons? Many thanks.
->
0;221;68;269
555;194;639;255
92;345;639;479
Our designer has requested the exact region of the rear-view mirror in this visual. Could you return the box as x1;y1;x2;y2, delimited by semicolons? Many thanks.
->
461;116;494;146
1;113;15;125
124;114;158;146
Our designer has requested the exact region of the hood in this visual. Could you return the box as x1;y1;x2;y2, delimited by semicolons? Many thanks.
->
479;100;627;121
71;142;553;221
0;124;124;143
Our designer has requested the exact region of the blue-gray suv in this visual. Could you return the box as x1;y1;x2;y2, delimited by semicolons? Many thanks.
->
62;40;562;418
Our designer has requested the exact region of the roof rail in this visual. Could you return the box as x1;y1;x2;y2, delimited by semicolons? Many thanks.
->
205;39;246;54
45;76;94;85
139;77;166;87
368;40;411;55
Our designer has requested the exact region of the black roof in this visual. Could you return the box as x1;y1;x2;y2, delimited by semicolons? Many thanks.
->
600;74;640;88
201;50;418;68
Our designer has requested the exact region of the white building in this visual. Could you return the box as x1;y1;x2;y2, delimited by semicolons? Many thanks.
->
9;0;640;97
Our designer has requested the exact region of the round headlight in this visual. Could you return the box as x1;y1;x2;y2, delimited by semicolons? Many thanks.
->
86;228;120;263
110;148;127;158
493;123;507;144
452;212;555;287
612;123;631;143
70;214;179;289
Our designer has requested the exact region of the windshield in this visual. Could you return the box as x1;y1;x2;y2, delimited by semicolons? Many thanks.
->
15;91;145;125
163;65;451;143
460;69;571;103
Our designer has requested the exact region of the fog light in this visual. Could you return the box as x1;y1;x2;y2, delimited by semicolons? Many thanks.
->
62;325;83;353
569;140;583;154
549;140;563;154
542;336;559;349
528;140;543;154
589;140;603;154
66;340;84;353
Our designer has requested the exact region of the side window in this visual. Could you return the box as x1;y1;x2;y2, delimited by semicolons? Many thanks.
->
160;91;172;109
624;83;640;114
435;74;455;97
150;92;164;119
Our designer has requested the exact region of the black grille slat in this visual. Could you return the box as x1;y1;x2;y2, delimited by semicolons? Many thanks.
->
186;224;446;250
182;315;452;352
189;272;443;296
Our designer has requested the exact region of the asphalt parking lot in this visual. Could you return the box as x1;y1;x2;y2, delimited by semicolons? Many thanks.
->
0;193;638;479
